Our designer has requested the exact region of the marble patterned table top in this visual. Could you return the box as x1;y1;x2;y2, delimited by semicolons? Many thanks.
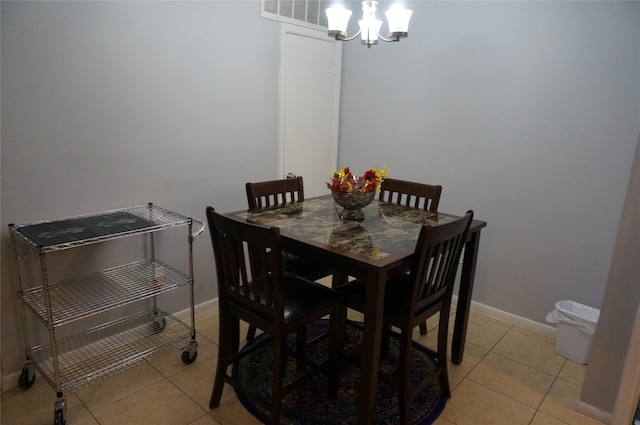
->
240;195;459;261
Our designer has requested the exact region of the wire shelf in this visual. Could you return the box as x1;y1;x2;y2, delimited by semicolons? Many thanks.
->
10;204;194;252
30;309;192;392
21;259;190;326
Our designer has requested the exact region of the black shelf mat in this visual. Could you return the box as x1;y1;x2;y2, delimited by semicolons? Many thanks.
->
17;212;156;247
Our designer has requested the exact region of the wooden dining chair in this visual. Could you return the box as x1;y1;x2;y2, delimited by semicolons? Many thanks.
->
245;176;345;341
246;176;304;208
379;178;442;212
379;177;443;335
206;207;343;424
246;176;338;282
336;211;473;425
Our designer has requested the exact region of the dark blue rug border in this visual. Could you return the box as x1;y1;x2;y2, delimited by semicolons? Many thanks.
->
231;320;447;425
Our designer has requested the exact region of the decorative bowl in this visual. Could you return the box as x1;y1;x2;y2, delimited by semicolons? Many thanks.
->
332;191;375;221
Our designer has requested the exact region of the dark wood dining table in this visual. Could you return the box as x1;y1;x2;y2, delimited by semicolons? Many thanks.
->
228;194;487;425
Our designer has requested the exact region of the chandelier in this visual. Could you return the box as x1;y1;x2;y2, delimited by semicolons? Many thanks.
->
325;1;413;47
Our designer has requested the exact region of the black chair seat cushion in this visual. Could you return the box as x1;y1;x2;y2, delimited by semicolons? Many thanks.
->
230;273;341;324
282;252;335;282
281;272;342;323
338;273;436;324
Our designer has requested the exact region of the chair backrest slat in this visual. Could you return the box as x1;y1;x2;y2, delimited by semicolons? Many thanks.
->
411;211;474;315
207;206;284;319
379;178;442;212
246;177;304;209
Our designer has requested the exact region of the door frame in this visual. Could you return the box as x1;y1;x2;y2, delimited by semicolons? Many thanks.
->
277;23;342;180
611;306;640;424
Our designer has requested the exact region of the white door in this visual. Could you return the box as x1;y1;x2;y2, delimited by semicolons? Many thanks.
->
278;24;342;198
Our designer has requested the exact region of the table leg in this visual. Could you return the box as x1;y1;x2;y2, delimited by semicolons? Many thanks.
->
452;228;482;365
356;272;386;425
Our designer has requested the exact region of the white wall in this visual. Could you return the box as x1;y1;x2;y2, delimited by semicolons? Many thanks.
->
1;1;281;381
338;1;640;324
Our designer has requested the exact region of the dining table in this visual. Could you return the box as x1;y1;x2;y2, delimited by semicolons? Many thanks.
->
227;194;487;425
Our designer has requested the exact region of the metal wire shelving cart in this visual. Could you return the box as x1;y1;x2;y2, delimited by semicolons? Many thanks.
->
8;203;204;425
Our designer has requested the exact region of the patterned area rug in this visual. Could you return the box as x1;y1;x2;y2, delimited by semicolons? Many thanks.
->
232;319;446;425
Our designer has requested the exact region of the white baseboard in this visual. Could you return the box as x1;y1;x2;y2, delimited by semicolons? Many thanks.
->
460;296;557;339
575;399;613;424
2;370;22;393
173;298;219;322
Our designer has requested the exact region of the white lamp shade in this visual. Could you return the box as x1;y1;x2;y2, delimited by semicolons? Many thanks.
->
385;4;413;35
326;5;352;34
359;17;382;44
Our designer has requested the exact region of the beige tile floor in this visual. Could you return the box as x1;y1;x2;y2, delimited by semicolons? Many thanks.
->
1;307;605;425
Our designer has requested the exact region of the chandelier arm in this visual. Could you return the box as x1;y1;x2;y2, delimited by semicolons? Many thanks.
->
340;29;362;42
374;28;400;43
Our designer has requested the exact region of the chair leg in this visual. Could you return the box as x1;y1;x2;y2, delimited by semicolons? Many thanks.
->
419;321;428;335
328;306;345;399
296;326;307;371
209;356;227;408
398;329;414;425
210;312;236;408
209;351;228;408
331;272;348;288
437;316;451;399
270;333;285;425
246;324;257;342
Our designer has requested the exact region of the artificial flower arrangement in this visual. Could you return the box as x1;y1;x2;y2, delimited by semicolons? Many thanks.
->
326;166;388;196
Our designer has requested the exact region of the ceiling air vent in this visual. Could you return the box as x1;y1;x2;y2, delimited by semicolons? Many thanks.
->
261;0;330;30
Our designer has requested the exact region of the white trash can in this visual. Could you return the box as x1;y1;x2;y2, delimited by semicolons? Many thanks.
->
546;300;600;364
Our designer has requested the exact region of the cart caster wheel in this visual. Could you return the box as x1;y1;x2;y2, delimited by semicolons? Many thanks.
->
181;350;198;365
18;366;36;389
151;317;166;334
53;409;66;425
